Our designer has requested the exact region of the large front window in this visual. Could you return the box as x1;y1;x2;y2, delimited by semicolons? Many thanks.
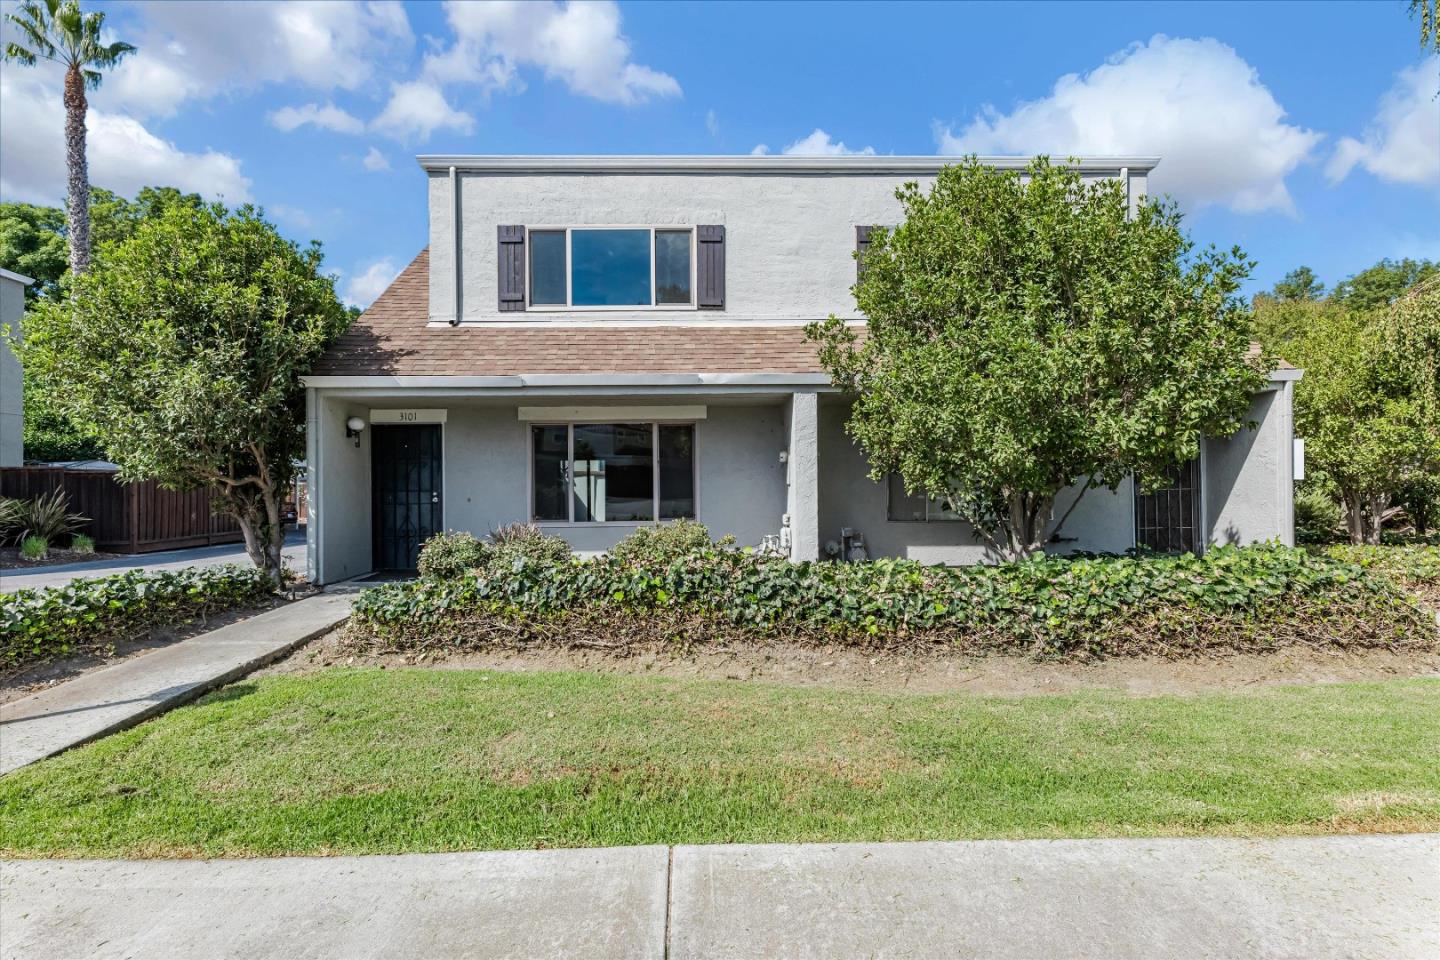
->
532;422;697;523
528;228;694;308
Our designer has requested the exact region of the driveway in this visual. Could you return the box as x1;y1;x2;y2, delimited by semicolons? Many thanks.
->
2;835;1435;959
0;529;306;593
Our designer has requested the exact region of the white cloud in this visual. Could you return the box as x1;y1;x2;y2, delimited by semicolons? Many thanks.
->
1326;57;1440;187
362;146;392;172
268;102;366;135
343;257;401;309
371;81;475;142
781;129;875;156
750;144;771;156
0;71;250;204
423;0;680;105
934;35;1323;214
106;1;413;117
706;109;720;139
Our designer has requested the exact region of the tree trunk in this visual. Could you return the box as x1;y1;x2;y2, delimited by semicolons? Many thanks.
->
1344;492;1366;545
1365;494;1388;546
232;495;284;588
63;66;90;276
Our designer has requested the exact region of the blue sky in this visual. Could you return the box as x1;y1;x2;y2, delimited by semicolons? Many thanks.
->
1;0;1436;307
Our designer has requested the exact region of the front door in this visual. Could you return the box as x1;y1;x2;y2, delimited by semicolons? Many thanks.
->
371;424;443;571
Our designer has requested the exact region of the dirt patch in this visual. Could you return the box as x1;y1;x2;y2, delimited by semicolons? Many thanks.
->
0;546;124;569
257;628;1440;697
1;597;293;704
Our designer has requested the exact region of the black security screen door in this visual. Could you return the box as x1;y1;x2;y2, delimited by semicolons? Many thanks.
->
371;424;442;571
1134;457;1200;554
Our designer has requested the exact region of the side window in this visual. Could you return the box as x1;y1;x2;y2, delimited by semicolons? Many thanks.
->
886;473;962;522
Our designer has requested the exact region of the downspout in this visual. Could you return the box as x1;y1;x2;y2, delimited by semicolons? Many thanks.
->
450;165;462;326
1119;166;1131;217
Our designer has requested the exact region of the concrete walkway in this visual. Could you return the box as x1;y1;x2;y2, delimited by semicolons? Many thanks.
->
2;835;1435;959
0;530;306;593
0;594;351;775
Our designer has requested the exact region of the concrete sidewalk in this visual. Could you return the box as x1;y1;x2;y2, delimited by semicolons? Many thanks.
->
0;593;351;775
3;835;1435;959
0;530;306;593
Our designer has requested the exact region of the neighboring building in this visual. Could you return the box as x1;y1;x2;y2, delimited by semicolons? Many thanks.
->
0;267;32;468
302;155;1300;584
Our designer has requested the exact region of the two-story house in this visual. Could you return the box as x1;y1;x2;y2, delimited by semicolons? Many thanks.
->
302;155;1300;584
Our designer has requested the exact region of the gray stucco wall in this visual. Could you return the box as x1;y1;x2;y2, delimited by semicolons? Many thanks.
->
0;276;24;467
1204;382;1295;547
308;392;373;585
427;166;1149;326
310;395;790;581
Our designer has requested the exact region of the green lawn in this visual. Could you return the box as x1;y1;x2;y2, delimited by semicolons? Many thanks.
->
2;669;1437;858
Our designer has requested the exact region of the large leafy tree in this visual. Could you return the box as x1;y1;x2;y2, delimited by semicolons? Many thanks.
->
1;186;204;462
1266;287;1439;544
3;0;134;275
0;202;67;301
808;158;1267;561
19;203;350;581
1331;258;1438;313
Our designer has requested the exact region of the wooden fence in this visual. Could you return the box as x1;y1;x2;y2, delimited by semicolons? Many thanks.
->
0;467;243;554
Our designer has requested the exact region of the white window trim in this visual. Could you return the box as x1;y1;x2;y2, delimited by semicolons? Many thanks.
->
528;419;700;527
526;225;697;312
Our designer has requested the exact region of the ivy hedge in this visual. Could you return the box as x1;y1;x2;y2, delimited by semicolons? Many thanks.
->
1;565;275;670
348;535;1437;659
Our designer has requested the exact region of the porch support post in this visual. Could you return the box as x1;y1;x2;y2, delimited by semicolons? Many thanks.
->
305;387;322;585
787;391;820;562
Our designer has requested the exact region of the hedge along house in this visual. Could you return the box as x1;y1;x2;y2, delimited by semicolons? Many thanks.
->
302;155;1301;584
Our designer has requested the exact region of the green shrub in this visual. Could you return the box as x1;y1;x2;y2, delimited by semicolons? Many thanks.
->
19;536;47;560
607;519;734;567
1;565;275;669
418;531;492;580
16;490;87;545
487;522;571;569
70;533;96;555
0;497;22;544
348;543;1435;660
1295;486;1343;544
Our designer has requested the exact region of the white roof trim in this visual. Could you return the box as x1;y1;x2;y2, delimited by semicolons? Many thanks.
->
415;155;1161;176
0;268;35;285
303;373;835;389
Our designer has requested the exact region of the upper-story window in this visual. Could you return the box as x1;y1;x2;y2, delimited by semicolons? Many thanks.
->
528;227;694;309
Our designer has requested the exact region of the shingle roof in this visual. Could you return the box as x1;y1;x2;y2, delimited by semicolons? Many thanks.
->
312;248;1289;376
312;249;828;377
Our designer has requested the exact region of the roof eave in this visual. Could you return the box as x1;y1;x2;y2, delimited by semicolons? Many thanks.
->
414;155;1162;175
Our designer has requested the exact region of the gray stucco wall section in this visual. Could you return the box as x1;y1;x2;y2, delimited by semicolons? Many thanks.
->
308;391;373;584
1204;382;1295;547
0;276;24;467
427;167;1148;326
309;395;790;582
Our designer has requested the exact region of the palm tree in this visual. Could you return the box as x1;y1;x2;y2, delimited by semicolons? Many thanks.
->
4;0;134;275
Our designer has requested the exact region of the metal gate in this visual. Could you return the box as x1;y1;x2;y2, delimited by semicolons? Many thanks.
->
1134;457;1201;553
370;424;443;571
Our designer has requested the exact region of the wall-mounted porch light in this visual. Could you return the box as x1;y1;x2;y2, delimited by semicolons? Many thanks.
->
345;416;366;448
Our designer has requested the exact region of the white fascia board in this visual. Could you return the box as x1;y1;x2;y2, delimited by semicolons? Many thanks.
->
0;268;36;285
414;155;1162;176
302;373;834;389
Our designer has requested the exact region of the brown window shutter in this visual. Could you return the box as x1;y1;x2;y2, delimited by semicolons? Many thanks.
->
497;225;526;312
697;224;725;309
855;225;875;282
